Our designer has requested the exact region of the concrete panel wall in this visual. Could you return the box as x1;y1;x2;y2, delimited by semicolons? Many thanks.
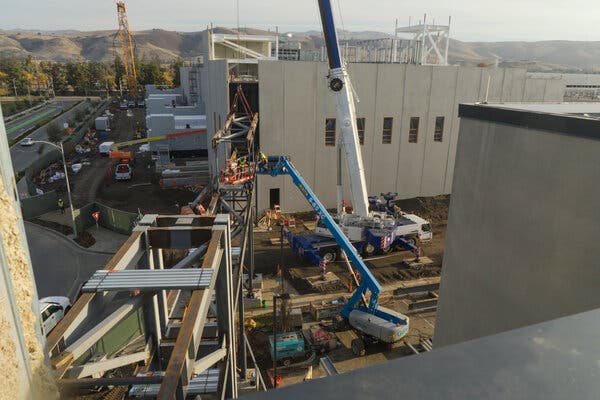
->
257;61;564;213
200;60;229;177
435;116;600;347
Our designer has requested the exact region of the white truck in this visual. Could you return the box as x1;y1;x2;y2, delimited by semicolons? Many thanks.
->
39;296;71;335
115;163;133;181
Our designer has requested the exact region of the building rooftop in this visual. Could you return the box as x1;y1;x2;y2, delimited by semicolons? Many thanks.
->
248;308;600;400
459;102;600;140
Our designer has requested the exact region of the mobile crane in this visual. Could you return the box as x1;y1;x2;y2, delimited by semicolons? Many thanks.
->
258;0;412;354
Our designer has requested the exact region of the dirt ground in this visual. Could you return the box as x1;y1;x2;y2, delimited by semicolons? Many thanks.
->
248;196;449;388
254;195;449;294
39;102;199;214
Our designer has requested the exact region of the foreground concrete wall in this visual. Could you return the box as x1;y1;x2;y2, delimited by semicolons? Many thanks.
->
435;114;600;347
257;61;564;212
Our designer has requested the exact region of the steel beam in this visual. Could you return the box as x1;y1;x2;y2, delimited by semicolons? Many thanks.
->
59;375;162;389
147;226;212;249
68;341;151;378
157;228;223;400
46;229;145;354
52;297;144;373
194;347;227;375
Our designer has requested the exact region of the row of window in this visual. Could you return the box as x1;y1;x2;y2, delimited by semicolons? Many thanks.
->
324;116;445;146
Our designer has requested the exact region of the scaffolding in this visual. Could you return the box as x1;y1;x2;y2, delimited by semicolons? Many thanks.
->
395;15;451;66
46;86;263;399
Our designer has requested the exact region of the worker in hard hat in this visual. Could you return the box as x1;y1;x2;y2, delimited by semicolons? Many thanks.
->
258;150;268;171
58;198;65;214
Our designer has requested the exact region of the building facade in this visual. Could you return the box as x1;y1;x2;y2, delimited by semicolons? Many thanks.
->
256;61;565;212
435;102;600;347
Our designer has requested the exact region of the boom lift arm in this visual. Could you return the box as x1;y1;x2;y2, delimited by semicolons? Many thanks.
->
259;156;387;318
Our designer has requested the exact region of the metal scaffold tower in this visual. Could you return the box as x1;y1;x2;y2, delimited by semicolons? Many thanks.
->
46;86;263;399
395;15;451;66
116;1;138;97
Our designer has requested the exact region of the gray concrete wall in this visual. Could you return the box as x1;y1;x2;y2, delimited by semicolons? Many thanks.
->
257;61;564;213
435;116;600;347
199;60;229;177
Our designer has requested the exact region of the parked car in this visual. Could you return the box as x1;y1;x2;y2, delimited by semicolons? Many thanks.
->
136;99;145;108
120;101;128;110
115;163;133;181
39;296;71;335
127;100;136;108
20;137;34;146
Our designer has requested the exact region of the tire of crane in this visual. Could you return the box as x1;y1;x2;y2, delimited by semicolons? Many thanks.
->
381;245;393;254
363;243;376;257
351;338;366;357
321;249;337;263
333;315;349;331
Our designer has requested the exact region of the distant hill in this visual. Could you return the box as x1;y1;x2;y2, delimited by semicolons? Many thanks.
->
1;27;599;72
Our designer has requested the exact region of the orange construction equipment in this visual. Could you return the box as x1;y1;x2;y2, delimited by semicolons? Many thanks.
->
109;150;133;160
108;128;207;159
219;155;255;185
115;1;138;97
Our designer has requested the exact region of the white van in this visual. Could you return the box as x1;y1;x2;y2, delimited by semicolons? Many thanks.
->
99;141;114;156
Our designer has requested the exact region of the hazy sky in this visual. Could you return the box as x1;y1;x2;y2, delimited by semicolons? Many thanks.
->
0;0;599;42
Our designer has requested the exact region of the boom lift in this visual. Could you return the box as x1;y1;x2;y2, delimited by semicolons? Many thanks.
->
258;156;409;352
108;128;207;159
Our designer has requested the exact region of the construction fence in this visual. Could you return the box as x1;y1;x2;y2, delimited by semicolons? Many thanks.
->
20;191;60;219
74;202;139;235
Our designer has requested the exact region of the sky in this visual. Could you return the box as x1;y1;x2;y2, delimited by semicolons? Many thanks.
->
0;0;599;42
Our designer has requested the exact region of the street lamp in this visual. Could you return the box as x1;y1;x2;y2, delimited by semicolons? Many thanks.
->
33;140;77;237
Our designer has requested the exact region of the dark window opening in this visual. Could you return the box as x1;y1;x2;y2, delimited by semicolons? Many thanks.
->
434;116;444;142
325;118;336;146
357;118;366;145
409;117;419;143
382;117;393;144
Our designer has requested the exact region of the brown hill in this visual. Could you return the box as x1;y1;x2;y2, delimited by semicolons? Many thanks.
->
0;28;599;72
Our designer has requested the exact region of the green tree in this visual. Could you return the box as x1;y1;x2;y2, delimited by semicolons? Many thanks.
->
46;122;64;143
113;56;125;89
171;58;184;87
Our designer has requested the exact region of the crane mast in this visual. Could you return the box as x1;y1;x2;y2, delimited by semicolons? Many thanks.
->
116;1;138;97
317;0;370;217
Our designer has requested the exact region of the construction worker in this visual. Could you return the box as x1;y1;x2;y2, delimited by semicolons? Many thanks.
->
58;198;65;214
258;151;268;171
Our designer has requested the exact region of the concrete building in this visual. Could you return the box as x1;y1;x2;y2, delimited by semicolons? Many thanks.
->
144;85;207;156
530;72;600;101
435;102;600;347
255;62;564;212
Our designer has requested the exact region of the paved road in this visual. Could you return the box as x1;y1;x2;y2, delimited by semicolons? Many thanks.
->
25;222;112;301
9;100;89;172
5;100;77;140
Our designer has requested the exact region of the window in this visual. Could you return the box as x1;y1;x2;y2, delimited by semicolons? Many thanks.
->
382;117;393;144
325;118;336;146
434;116;445;142
409;117;419;143
356;118;366;145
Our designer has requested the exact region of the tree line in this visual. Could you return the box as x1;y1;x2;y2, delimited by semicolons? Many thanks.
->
0;55;184;97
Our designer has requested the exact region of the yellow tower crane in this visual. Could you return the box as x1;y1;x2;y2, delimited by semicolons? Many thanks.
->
116;1;138;97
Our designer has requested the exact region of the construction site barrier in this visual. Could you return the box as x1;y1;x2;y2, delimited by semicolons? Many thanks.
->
20;191;60;219
74;202;139;235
